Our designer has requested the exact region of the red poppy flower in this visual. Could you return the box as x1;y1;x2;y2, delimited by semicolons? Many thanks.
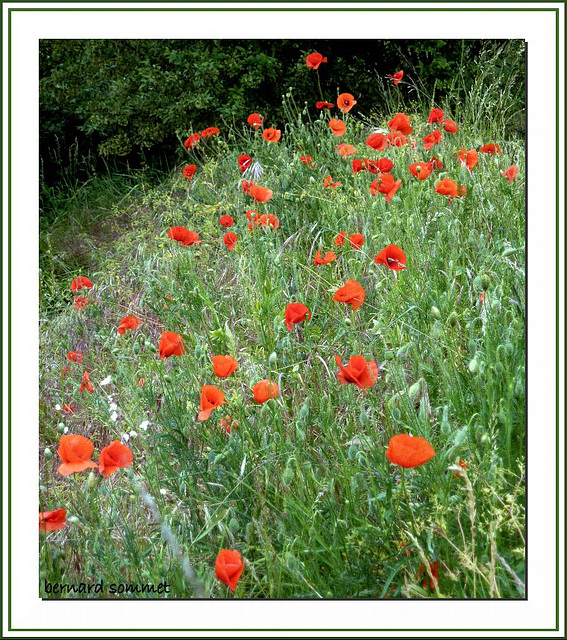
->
57;434;97;476
247;113;264;129
224;231;238;251
387;131;408;147
61;403;76;415
356;158;373;173
253;379;279;404
167;226;201;247
337;93;357;113
77;370;91;392
184;133;200;149
435;178;459;199
67;351;83;363
388;70;404;85
182;164;197;180
314;249;336;266
349;233;365;249
370;173;402;203
220;416;238;434
456;148;478;171
333;280;365;311
418;561;440;589
220;215;234;227
98;440;133;478
375;158;394;173
388;113;413;135
241;180;273;203
71;276;93;293
428;156;443;171
334;231;347;246
238;154;252;172
408;162;432;180
386;434;436;468
215;549;244;592
117;315;141;335
316;101;334;109
285;302;311;330
198;385;226;421
422;129;442;151
306;52;327;69
159;331;185;359
79;370;94;393
263;128;281;143
501;165;519;183
61;365;71;379
300;155;315;166
328;118;347;137
374;244;407;271
480;142;502;155
352;159;364;174
427;108;444;124
201;127;220;138
370;173;394;196
336;143;356;157
248;212;279;231
39;508;67;532
441;119;459;133
366;133;387;151
453;458;469;479
335;355;379;391
323;175;341;189
212;355;238;378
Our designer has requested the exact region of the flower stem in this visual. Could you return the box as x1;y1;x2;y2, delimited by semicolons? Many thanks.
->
316;70;325;103
401;468;420;541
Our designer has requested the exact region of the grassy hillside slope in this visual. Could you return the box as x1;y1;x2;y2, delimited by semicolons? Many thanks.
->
39;88;525;599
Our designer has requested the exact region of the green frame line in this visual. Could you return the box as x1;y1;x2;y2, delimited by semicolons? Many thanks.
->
4;6;562;10
4;2;560;635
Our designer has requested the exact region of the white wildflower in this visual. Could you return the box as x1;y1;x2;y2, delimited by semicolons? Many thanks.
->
139;420;150;431
100;375;112;386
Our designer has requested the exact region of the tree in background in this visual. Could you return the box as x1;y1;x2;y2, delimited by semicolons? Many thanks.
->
40;39;525;185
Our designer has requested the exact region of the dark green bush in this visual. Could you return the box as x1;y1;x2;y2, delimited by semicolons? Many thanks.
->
40;39;525;185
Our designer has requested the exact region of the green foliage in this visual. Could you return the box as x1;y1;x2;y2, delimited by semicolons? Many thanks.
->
40;39;525;164
39;46;525;599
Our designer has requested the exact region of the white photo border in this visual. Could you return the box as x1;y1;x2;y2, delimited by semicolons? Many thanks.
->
2;1;564;637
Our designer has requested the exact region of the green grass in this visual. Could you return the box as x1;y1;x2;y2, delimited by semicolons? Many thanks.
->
39;87;525;600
